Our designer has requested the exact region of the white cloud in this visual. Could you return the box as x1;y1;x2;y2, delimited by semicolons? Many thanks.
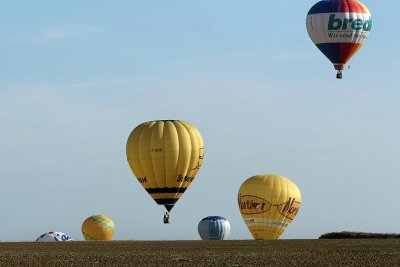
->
38;24;101;41
1;78;134;95
10;23;102;43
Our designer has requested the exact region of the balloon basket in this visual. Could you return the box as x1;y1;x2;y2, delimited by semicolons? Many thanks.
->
163;213;171;224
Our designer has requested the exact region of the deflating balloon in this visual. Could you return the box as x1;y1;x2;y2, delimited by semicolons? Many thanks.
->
238;174;301;240
306;0;372;79
36;232;73;242
81;214;115;241
198;216;230;240
126;120;204;212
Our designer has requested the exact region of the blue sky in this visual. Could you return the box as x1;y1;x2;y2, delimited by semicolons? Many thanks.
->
1;0;399;241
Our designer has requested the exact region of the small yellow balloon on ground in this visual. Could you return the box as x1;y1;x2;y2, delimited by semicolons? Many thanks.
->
81;214;115;241
238;174;301;240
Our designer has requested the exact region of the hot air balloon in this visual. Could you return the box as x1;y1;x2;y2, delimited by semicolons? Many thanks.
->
36;232;73;242
81;214;115;241
238;174;301;240
198;216;231;240
306;0;372;79
126;120;204;223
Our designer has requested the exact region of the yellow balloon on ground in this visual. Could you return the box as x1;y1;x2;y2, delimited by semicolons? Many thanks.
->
81;215;115;241
126;120;204;212
238;174;301;240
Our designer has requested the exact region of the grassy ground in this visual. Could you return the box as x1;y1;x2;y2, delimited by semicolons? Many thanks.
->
1;239;400;266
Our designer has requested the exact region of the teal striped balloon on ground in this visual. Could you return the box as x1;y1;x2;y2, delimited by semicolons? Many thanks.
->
198;216;230;240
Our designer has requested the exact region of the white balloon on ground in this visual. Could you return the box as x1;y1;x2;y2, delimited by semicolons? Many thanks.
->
36;232;73;242
198;216;230;240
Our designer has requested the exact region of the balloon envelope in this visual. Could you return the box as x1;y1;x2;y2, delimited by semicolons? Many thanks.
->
306;0;372;77
198;216;230;240
81;214;115;241
126;120;204;212
36;232;73;242
238;174;301;240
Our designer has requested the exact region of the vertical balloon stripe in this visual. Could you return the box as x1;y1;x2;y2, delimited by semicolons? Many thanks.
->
275;178;286;237
163;121;176;189
148;122;163;192
174;121;192;191
272;176;285;239
182;124;197;188
151;122;165;188
148;121;164;192
127;125;145;183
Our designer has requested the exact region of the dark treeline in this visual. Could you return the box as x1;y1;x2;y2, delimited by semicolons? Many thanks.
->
320;231;400;239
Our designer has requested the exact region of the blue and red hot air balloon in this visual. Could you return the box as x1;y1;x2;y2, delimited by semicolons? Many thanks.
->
306;0;372;79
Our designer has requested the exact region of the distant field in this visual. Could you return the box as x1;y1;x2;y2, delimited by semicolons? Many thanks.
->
1;239;400;266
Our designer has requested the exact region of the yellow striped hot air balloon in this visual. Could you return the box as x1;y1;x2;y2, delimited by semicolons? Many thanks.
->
238;174;301;240
126;120;204;222
81;214;115;241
